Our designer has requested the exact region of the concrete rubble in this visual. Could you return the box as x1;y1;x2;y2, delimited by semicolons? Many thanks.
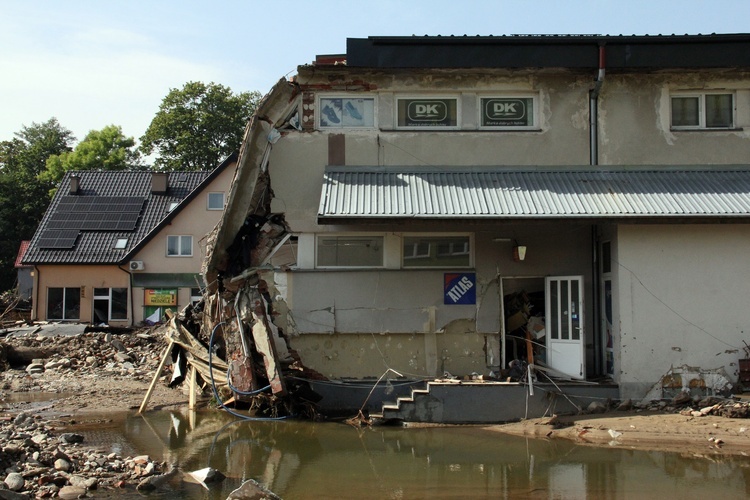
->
0;411;168;498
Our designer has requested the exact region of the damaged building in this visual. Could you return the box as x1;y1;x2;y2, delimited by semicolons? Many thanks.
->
196;34;750;421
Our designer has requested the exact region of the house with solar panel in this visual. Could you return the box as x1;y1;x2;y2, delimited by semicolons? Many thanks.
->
198;34;750;422
21;153;236;327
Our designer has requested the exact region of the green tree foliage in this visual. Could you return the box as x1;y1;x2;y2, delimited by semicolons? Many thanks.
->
42;125;142;189
140;81;260;171
0;119;74;292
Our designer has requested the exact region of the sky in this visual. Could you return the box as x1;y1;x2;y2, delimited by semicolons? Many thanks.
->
2;0;750;145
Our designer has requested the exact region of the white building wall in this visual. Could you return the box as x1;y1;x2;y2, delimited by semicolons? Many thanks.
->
616;224;750;399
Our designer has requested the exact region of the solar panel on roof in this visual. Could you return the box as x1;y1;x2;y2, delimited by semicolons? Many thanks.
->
48;197;144;233
38;229;79;249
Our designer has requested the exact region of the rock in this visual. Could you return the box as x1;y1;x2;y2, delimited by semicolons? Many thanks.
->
608;429;623;440
110;339;127;353
59;433;84;444
227;479;282;500
54;458;71;471
672;391;692;405
187;467;226;485
3;473;24;492
0;489;31;500
26;362;45;374
58;485;86;500
114;352;131;363
616;399;633;411
587;401;607;413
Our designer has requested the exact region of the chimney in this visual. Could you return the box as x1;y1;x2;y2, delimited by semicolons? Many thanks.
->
69;175;80;195
151;172;168;194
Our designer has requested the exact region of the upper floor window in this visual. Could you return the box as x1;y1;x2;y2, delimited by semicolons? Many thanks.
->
479;96;536;129
207;192;225;210
167;235;192;257
671;92;734;129
316;235;384;268
396;97;459;129
319;97;375;128
402;235;472;268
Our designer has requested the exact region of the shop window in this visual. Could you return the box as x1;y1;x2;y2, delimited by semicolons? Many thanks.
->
402;235;472;268
319;97;375;128
167;235;192;257
479;96;536;129
316;235;384;268
207;192;225;210
396;97;459;129
671;92;734;129
47;287;80;320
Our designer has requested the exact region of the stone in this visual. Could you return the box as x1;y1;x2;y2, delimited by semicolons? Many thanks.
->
54;458;71;472
227;479;282;500
59;433;84;444
26;363;45;374
616;399;633;411
3;473;24;492
114;352;131;363
587;401;607;413
57;485;86;500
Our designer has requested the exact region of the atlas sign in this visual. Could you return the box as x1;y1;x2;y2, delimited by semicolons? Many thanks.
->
444;272;476;305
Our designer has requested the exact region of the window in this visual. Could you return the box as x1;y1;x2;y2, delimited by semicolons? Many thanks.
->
207;192;225;210
402;235;472;268
396;97;458;129
319;97;375;128
93;287;128;323
190;287;203;306
480;96;536;129
47;287;80;320
671;92;734;129
114;238;128;249
316;235;384;267
168;202;179;212
167;235;193;257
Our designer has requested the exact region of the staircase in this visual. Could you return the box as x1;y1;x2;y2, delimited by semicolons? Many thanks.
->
371;379;620;424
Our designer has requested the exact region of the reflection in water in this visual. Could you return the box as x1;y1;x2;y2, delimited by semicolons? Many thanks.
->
118;410;750;499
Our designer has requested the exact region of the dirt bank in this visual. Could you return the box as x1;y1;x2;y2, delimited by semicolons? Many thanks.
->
488;408;750;457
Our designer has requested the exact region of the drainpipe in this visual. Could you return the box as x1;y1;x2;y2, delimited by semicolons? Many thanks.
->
118;264;134;327
589;44;606;166
32;265;40;322
589;44;605;376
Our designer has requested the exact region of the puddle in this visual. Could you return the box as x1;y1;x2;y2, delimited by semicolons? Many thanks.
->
53;409;750;499
0;391;72;410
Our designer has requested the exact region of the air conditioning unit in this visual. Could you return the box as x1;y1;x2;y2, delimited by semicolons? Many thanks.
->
129;260;145;271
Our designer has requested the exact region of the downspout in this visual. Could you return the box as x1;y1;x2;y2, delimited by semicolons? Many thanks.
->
589;43;606;166
589;44;605;376
118;264;134;327
32;265;41;322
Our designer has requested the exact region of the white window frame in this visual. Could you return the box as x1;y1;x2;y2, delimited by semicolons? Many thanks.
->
401;233;474;269
670;91;735;130
167;235;193;257
395;95;461;130
93;287;128;322
318;95;377;129
315;233;385;269
478;94;538;130
207;192;225;210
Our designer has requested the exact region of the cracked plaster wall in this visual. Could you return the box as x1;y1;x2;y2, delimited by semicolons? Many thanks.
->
616;224;750;399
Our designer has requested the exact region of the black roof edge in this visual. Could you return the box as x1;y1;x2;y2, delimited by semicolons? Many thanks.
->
346;33;750;69
121;151;238;262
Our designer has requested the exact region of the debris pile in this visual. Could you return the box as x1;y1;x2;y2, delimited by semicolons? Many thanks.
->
0;412;168;498
1;330;168;393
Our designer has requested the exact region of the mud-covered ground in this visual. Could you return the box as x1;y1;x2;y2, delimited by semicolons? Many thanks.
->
3;328;750;453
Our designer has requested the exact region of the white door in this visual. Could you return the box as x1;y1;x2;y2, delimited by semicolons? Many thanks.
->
545;276;585;379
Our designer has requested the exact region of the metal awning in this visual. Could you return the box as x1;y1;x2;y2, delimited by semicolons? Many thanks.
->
318;166;750;222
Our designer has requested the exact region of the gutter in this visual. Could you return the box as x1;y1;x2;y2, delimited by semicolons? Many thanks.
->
117;264;134;327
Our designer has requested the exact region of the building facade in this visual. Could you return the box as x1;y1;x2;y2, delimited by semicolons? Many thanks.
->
209;35;750;401
22;155;236;327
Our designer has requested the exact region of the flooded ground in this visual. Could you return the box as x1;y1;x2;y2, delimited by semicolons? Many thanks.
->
66;409;750;499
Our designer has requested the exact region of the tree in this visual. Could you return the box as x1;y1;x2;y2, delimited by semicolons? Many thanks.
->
0;119;74;292
42;125;142;188
140;81;261;171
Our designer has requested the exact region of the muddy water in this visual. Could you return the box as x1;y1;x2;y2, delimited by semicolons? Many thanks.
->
73;410;749;499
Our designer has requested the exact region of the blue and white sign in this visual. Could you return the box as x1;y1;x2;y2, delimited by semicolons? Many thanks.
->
444;272;476;305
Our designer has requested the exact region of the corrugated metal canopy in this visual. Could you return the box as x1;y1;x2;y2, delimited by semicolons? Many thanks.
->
318;167;750;221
